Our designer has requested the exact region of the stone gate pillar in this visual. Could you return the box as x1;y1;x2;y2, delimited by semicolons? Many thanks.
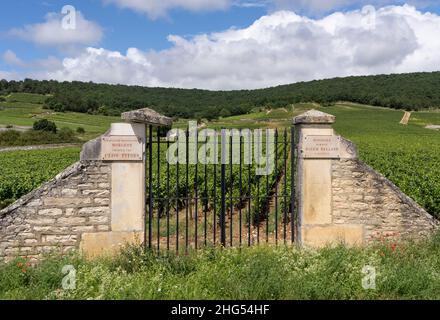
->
80;108;172;255
294;110;363;247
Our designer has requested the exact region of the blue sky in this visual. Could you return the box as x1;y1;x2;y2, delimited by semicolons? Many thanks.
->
1;1;440;89
0;0;267;65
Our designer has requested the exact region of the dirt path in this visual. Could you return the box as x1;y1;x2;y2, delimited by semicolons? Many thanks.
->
400;111;411;125
0;143;82;153
426;125;440;130
0;125;32;132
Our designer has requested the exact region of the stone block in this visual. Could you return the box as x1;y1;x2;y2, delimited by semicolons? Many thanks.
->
303;225;364;247
44;198;91;206
38;208;63;216
80;231;143;257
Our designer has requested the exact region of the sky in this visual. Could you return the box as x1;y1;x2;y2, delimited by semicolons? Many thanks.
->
1;0;440;90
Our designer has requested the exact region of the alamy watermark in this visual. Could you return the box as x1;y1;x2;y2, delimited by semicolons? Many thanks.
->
62;265;76;290
361;5;377;30
361;265;376;290
61;5;76;30
166;122;276;176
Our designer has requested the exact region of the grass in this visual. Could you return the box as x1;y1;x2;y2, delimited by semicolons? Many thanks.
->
0;93;119;140
1;232;440;300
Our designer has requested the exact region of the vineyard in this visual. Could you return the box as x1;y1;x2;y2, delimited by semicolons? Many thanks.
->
0;102;439;230
0;148;80;209
329;104;440;219
146;128;295;249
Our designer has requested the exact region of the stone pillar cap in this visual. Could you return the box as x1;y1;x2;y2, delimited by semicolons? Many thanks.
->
293;109;336;124
121;107;173;126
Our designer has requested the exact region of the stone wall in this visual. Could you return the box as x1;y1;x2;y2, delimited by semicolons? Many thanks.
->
0;161;111;262
332;158;438;242
0;108;171;261
295;110;439;247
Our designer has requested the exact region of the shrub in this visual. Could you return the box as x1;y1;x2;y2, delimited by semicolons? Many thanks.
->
58;127;75;141
76;127;85;134
0;130;21;145
33;119;57;133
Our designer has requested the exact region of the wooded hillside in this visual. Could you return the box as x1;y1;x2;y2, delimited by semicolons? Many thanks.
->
1;72;439;119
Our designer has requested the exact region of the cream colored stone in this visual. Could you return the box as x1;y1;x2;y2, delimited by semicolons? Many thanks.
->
62;189;78;197
303;160;332;225
38;208;63;216
111;162;144;232
44;198;91;206
80;231;143;257
303;225;364;247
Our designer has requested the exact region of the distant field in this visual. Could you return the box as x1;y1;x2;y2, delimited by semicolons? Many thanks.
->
0;93;119;140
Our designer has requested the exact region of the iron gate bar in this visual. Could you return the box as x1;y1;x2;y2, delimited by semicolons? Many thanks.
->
185;128;189;252
275;129;278;245
229;134;233;247
256;130;260;244
247;130;251;247
291;126;296;243
283;129;288;244
204;130;208;247
176;130;179;253
266;130;269;243
157;127;160;252
145;123;297;253
195;128;199;249
166;137;170;251
220;129;226;247
239;130;243;247
213;134;217;245
148;125;153;250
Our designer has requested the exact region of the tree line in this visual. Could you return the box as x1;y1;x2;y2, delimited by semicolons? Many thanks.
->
1;72;440;119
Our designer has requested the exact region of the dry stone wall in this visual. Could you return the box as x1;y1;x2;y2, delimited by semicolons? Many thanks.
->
0;161;111;261
295;110;438;247
332;158;438;241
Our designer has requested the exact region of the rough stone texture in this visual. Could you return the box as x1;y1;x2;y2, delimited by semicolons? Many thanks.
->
80;130;109;161
121;107;173;126
293;109;336;125
332;158;439;242
296;109;438;247
0;161;111;262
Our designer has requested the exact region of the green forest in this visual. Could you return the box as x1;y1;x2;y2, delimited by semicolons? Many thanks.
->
1;72;440;119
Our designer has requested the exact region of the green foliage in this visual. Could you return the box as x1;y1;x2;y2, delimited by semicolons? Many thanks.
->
6;92;48;104
325;104;440;219
76;127;85;134
33;119;57;133
0;148;80;204
0;93;120;140
0;129;79;147
1;233;440;299
2;73;440;120
57;127;75;141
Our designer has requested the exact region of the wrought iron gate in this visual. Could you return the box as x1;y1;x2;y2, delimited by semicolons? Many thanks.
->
145;124;297;253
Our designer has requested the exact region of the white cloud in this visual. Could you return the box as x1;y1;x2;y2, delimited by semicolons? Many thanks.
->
1;50;62;78
104;0;230;19
8;11;103;47
6;5;440;90
271;0;438;15
2;50;24;67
